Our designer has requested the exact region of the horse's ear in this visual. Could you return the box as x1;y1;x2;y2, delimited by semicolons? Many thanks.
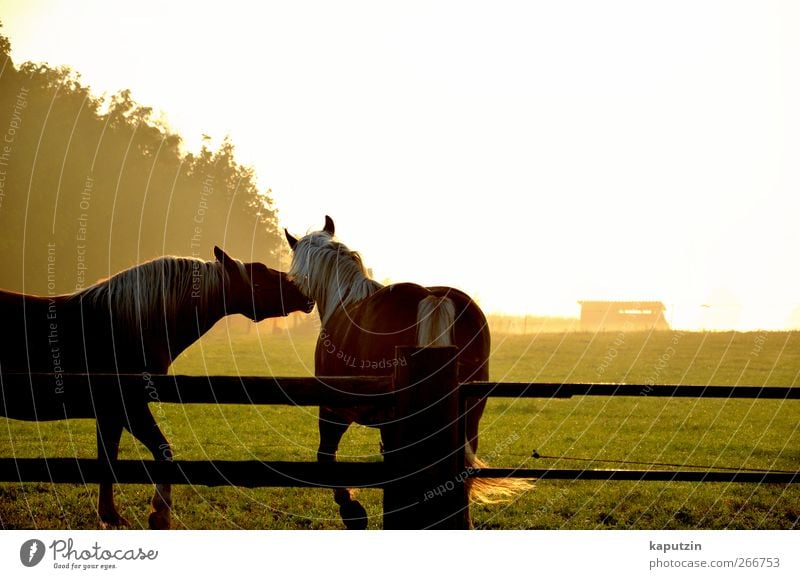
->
285;229;298;250
214;245;246;281
323;215;335;236
214;245;232;263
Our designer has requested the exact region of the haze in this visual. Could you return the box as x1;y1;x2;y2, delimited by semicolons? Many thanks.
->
2;0;798;330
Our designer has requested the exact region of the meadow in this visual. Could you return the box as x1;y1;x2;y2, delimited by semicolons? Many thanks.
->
1;326;798;530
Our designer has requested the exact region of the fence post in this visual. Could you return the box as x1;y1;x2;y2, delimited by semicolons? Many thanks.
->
382;346;469;529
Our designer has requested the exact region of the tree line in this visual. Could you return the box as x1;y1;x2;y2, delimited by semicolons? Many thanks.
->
0;30;285;296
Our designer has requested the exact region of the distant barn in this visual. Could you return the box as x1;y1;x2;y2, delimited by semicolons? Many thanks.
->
578;301;670;332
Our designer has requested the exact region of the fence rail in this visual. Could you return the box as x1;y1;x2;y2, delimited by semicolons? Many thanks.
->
1;373;394;408
3;460;794;487
461;382;800;399
1;348;798;529
0;458;387;488
470;468;798;484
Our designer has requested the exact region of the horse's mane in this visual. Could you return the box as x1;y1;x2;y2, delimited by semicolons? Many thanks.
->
288;232;383;323
76;256;241;332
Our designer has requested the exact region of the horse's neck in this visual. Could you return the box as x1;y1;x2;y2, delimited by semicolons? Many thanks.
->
318;275;382;325
163;293;229;364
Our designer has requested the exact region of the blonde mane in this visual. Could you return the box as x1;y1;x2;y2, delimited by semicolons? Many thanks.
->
76;256;244;332
288;232;383;324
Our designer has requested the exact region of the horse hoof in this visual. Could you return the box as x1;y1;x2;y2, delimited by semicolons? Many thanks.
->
99;514;130;529
148;510;171;530
340;501;368;530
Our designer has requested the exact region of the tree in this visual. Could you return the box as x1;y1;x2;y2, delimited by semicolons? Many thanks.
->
0;30;284;295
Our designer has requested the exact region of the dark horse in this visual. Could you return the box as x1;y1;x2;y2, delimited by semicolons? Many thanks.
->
285;216;526;529
0;247;312;529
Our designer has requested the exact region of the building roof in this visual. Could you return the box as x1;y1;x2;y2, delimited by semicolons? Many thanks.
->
578;301;666;310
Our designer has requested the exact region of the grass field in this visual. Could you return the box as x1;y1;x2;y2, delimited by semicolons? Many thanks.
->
1;327;798;529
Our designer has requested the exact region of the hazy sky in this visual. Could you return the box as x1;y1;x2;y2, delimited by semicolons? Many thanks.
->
2;1;798;329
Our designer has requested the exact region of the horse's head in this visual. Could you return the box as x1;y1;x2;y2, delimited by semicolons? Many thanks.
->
283;215;340;300
213;246;314;321
284;214;333;290
284;215;335;251
283;216;381;323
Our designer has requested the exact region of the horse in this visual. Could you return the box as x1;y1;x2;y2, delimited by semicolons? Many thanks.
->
285;216;527;529
0;246;313;529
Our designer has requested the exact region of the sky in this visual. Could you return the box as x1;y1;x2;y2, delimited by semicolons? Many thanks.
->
1;0;799;330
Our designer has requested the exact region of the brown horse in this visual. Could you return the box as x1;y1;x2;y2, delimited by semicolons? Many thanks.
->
285;216;525;529
0;247;312;529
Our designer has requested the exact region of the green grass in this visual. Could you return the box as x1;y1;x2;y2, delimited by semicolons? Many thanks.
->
2;328;798;529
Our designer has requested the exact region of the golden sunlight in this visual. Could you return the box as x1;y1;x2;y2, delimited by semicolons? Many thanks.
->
1;0;798;330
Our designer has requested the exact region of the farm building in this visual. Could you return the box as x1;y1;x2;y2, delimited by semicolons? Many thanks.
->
578;301;670;332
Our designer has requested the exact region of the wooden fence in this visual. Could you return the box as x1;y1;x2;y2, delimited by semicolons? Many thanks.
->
1;346;798;529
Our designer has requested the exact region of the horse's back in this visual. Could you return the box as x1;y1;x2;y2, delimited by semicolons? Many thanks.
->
352;282;431;329
0;289;148;420
0;290;60;370
317;282;489;381
427;286;490;382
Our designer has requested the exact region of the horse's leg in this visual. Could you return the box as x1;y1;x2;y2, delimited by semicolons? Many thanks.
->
96;415;129;528
465;397;488;454
125;405;173;530
318;407;366;530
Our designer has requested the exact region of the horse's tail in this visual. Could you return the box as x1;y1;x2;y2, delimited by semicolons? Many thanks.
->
464;443;534;504
417;295;534;504
416;296;456;347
